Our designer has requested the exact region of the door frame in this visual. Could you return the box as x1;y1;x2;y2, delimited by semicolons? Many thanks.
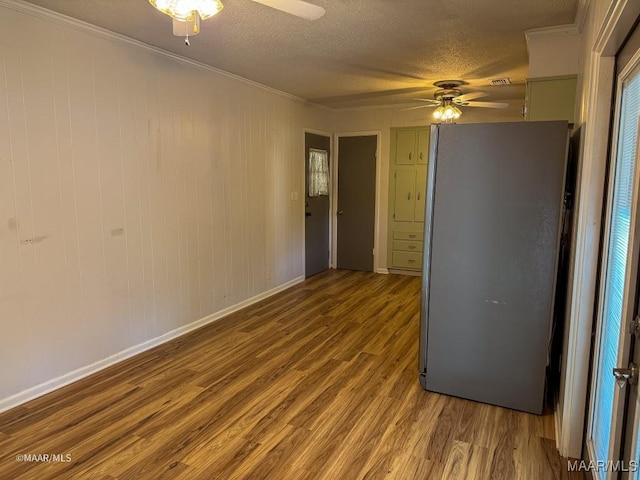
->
303;128;333;276
585;50;640;479
333;131;382;271
559;0;640;458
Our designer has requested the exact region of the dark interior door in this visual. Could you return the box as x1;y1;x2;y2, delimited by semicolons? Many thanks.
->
337;135;377;272
305;133;331;278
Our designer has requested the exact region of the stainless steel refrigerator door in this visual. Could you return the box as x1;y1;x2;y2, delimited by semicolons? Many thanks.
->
420;121;568;414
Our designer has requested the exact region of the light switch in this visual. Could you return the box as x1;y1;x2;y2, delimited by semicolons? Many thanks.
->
291;191;299;201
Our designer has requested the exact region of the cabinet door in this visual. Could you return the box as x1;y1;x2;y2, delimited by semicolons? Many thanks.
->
526;76;577;122
414;167;427;222
394;170;416;222
417;129;429;164
395;130;416;165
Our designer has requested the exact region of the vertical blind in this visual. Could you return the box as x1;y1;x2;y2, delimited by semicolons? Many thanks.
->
591;69;640;474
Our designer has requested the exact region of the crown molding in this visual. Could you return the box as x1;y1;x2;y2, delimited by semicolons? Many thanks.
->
0;0;319;106
574;0;591;33
524;0;591;52
524;24;581;52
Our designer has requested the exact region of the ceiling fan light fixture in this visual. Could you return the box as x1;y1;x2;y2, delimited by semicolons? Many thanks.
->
433;101;461;123
149;0;224;22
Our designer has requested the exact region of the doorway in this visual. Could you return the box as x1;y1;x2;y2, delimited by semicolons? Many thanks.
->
335;135;378;272
304;132;331;278
585;23;640;480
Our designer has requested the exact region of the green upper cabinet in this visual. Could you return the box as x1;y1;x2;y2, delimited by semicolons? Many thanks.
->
393;170;416;222
414;167;427;222
525;75;577;123
417;129;429;164
392;128;430;165
395;130;416;164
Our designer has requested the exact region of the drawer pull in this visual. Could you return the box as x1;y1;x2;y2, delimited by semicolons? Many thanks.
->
408;245;416;250
408;234;416;238
408;259;416;263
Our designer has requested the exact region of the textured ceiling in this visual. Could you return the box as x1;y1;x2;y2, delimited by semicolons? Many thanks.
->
19;0;578;108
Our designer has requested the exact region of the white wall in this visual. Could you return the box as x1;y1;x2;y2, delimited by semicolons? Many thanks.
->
526;27;583;78
331;104;524;272
0;3;330;409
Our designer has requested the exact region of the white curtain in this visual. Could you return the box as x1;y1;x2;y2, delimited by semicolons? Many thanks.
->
309;149;329;197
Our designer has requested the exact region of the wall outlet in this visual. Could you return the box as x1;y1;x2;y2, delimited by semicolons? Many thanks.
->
290;191;299;201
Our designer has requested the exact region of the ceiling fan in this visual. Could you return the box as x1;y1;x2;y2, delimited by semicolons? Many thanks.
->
150;0;325;45
405;80;509;122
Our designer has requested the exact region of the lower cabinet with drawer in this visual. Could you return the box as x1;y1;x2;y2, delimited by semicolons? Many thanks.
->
392;251;423;270
393;240;423;253
394;231;423;242
389;231;424;272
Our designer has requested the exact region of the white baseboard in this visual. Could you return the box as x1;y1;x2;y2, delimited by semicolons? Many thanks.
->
0;276;304;414
388;268;421;277
376;267;390;274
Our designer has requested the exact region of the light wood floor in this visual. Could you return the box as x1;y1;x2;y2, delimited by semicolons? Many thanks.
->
0;269;583;480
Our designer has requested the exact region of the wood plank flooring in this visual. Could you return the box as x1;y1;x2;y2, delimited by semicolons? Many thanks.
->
0;270;584;479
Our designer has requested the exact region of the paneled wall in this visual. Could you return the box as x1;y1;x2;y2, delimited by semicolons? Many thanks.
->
0;4;330;408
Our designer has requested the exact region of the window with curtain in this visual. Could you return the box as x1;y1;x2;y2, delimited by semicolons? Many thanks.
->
308;149;329;197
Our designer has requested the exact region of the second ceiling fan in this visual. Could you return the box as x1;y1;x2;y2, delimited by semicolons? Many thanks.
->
406;80;509;122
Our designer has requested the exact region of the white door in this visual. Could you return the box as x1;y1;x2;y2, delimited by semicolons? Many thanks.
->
586;56;640;479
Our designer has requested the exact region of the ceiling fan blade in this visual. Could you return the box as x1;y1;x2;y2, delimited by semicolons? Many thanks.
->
453;92;488;103
250;0;325;20
464;101;509;108
400;104;437;111
414;98;441;106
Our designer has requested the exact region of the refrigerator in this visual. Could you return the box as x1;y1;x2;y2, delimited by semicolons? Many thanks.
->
418;121;569;415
